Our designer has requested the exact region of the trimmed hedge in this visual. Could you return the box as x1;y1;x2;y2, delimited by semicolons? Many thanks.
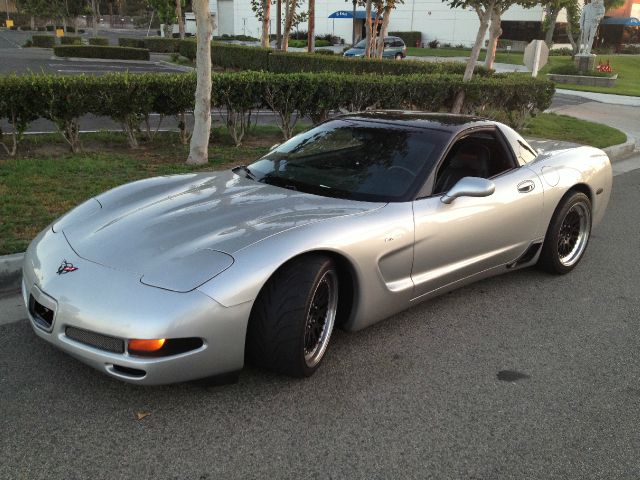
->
0;71;553;155
389;31;422;47
53;45;151;61
60;35;82;45
142;37;182;53
88;37;110;46
179;40;489;76
118;37;146;48
31;35;56;48
211;41;272;70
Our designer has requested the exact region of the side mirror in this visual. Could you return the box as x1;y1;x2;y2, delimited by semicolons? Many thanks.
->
441;177;496;204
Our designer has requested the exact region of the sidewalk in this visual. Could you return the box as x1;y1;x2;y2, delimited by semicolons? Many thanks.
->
405;55;530;73
548;96;639;154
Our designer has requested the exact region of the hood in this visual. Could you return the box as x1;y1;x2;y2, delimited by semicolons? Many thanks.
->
62;170;381;281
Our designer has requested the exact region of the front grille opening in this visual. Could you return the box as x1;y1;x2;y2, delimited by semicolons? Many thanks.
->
111;365;146;378
29;295;54;330
128;337;204;357
65;326;125;354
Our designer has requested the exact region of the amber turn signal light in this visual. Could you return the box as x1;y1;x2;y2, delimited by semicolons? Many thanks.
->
128;338;166;353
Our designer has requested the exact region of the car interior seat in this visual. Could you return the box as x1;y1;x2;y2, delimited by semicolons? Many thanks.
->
434;141;492;194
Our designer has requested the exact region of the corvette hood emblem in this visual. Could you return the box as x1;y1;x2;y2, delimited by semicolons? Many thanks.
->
57;260;78;275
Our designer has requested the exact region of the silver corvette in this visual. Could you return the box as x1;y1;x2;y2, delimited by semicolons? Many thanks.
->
22;112;612;385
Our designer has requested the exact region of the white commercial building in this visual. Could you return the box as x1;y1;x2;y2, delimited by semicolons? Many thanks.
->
207;0;549;46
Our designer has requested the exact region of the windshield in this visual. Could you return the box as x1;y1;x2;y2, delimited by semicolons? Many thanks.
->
354;39;367;48
245;119;447;202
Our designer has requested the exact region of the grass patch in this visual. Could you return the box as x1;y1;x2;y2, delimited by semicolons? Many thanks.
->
0;117;624;256
539;55;640;96
523;113;627;148
0;127;287;255
407;48;640;96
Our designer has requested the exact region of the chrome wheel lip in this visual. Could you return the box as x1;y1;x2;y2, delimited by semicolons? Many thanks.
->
557;202;591;267
304;270;338;368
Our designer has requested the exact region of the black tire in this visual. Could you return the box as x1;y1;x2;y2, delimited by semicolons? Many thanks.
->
538;191;592;274
395;53;403;60
246;255;338;377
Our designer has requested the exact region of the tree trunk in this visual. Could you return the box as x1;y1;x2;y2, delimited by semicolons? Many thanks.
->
176;0;185;39
452;2;494;113
187;0;214;165
163;22;173;38
91;0;99;36
484;9;502;70
281;0;295;51
544;7;559;47
276;0;282;49
261;0;270;47
30;16;35;30
566;19;578;56
376;8;391;58
364;0;373;57
307;0;315;53
351;0;356;45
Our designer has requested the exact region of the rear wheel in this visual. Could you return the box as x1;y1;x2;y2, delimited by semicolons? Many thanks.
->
395;53;403;60
246;255;338;377
538;191;592;274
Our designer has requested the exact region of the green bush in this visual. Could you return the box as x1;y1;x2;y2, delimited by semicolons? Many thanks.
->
143;37;181;53
267;51;489;76
549;47;573;56
211;42;272;70
118;37;146;48
31;35;56;48
89;37;109;46
178;39;197;60
547;63;612;77
389;31;421;47
0;71;553;153
60;35;82;45
53;45;151;61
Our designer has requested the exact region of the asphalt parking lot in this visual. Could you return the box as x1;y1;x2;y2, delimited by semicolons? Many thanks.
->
1;167;639;479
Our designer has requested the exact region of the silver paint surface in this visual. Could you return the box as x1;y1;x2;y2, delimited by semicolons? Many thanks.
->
22;122;612;384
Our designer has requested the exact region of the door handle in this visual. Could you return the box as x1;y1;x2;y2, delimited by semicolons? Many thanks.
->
517;180;535;193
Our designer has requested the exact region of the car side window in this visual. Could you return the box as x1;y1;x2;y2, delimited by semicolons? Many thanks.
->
432;131;517;195
392;40;404;47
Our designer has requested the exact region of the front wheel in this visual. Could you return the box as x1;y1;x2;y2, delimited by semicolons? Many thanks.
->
246;255;339;377
538;191;592;274
395;53;403;60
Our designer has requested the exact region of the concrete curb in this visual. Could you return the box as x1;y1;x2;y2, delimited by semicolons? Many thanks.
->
0;253;23;294
51;56;164;65
603;136;637;162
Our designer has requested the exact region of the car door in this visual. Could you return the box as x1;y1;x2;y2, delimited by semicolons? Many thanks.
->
410;129;544;299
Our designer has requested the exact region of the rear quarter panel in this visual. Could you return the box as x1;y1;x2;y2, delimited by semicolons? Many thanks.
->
528;146;612;230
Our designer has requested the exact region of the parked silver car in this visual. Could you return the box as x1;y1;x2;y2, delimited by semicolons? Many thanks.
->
343;36;407;59
23;112;612;385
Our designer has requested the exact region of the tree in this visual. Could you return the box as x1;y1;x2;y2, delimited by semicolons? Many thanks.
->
89;0;101;36
443;0;497;112
281;0;307;51
307;0;314;52
374;0;403;58
187;0;214;165
543;0;624;49
484;0;536;70
176;0;185;39
250;0;272;47
149;0;176;38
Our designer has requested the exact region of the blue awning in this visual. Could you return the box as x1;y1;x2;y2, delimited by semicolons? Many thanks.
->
601;16;640;26
328;10;378;20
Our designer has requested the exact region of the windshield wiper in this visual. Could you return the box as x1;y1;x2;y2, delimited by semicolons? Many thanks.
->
233;165;257;181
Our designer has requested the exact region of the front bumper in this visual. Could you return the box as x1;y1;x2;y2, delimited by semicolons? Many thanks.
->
22;228;252;385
